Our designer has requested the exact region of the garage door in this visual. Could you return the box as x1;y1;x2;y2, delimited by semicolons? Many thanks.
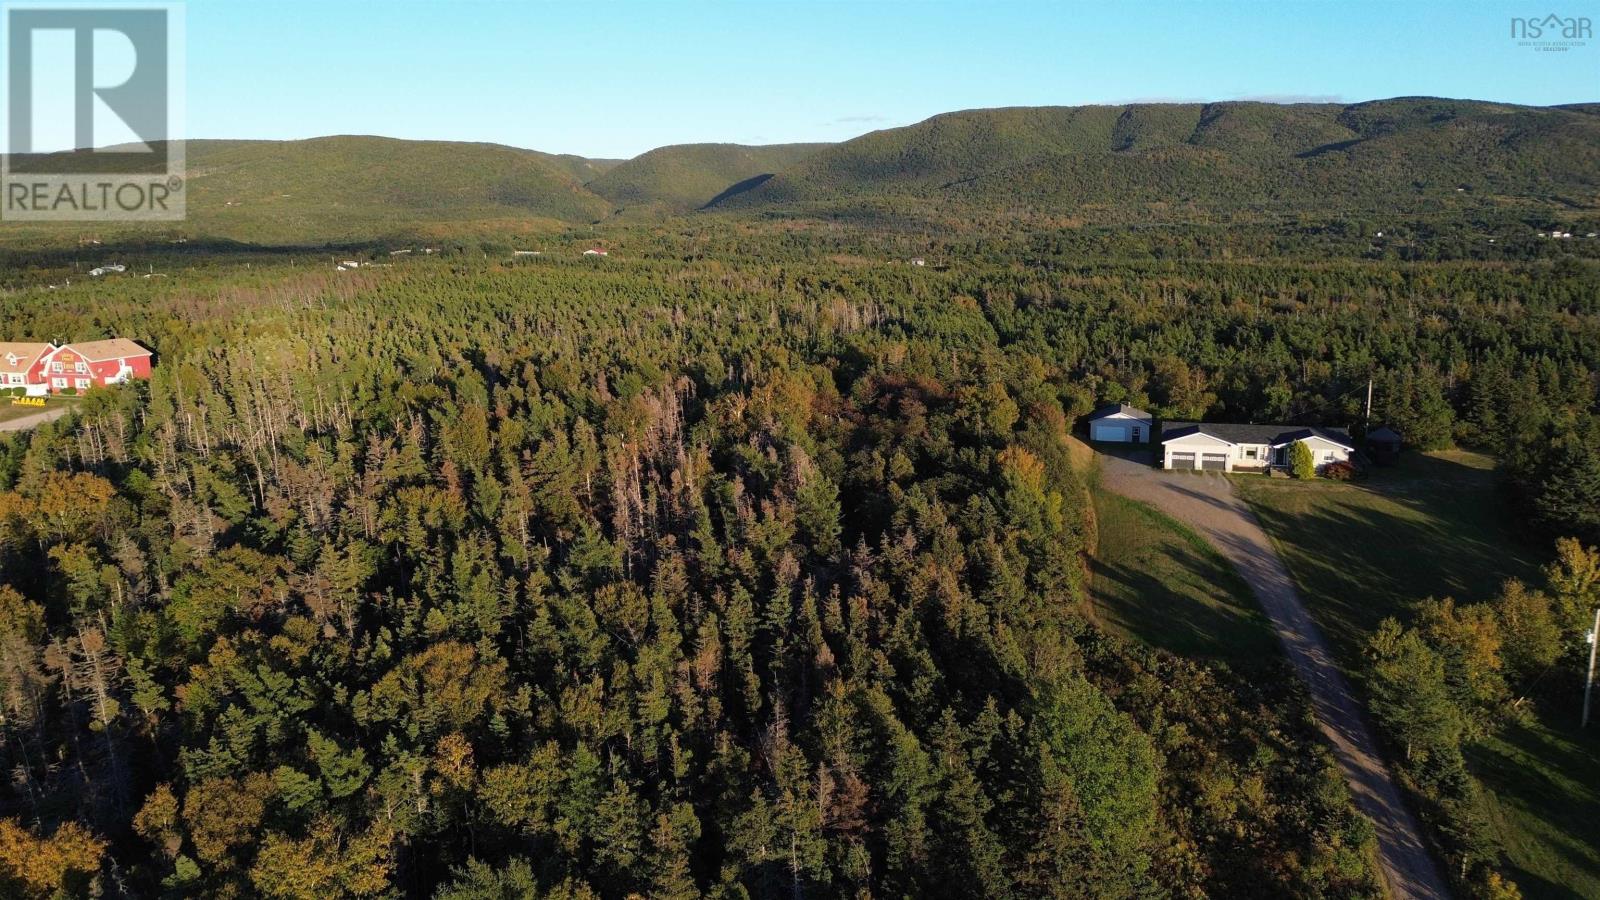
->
1201;453;1228;471
1090;422;1128;442
1169;452;1196;470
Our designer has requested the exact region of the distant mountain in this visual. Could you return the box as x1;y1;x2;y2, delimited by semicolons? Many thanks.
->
3;99;1596;244
177;137;617;240
4;136;619;242
539;152;626;185
713;99;1600;220
586;143;829;213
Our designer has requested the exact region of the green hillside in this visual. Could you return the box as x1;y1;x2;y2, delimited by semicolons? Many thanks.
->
3;98;1596;244
537;152;625;185
180;137;615;240
716;99;1600;221
586;142;828;213
4;136;616;243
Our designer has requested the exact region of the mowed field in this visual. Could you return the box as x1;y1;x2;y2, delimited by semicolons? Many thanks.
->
1088;486;1279;664
1074;436;1279;664
1237;451;1539;662
1238;451;1600;899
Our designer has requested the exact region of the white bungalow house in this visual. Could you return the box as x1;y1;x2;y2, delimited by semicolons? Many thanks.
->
1085;403;1153;444
1160;422;1355;472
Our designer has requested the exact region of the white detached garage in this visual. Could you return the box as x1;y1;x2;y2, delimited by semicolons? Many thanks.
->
1085;404;1153;444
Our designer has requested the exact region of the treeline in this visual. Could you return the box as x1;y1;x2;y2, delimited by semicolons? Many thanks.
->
960;254;1600;541
1364;539;1599;897
0;256;1383;897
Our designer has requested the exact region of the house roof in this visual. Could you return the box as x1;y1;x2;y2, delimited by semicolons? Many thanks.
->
61;338;151;362
1086;403;1151;421
1366;426;1402;442
1162;421;1354;450
0;342;54;376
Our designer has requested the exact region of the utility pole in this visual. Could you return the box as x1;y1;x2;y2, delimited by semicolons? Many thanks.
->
1364;378;1374;431
1584;606;1599;728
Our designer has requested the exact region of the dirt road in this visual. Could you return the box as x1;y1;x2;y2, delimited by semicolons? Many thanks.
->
1098;452;1450;900
0;405;70;432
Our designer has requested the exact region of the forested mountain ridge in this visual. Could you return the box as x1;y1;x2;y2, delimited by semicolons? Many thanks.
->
3;97;1596;245
586;143;830;214
3;137;627;244
179;137;617;241
715;98;1600;221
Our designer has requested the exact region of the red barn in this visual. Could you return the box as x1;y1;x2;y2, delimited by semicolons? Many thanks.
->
44;339;153;393
0;342;55;391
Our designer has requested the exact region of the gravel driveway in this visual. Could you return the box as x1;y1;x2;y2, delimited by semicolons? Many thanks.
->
0;405;70;432
1098;451;1450;900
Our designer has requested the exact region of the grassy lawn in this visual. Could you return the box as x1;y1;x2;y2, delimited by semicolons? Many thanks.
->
1238;450;1600;898
1088;485;1280;664
1471;715;1600;899
0;397;70;425
1236;450;1542;665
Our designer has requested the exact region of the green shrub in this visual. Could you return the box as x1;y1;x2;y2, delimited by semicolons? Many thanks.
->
1289;441;1316;479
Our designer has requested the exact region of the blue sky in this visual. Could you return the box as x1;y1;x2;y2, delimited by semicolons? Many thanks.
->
31;0;1600;158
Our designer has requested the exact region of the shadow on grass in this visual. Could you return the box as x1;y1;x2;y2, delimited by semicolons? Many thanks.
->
1239;452;1544;664
1089;553;1276;662
1087;441;1157;467
1465;712;1600;900
1089;489;1278;664
1239;450;1589;898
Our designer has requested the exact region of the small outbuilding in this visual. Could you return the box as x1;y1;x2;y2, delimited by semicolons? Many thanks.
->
1085;403;1153;444
1366;425;1402;465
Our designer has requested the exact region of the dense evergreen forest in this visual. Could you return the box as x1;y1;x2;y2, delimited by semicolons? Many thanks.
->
0;226;1595;898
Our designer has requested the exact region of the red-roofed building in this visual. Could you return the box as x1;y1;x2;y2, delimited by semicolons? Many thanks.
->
0;342;56;392
42;339;153;393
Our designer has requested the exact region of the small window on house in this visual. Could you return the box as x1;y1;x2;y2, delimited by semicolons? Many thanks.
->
1245;447;1258;459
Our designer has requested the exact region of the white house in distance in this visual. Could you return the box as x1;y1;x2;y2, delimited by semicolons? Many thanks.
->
1161;421;1355;472
1085;403;1154;443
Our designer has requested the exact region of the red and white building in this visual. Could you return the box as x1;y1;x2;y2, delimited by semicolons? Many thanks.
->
0;342;56;392
1;339;153;394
